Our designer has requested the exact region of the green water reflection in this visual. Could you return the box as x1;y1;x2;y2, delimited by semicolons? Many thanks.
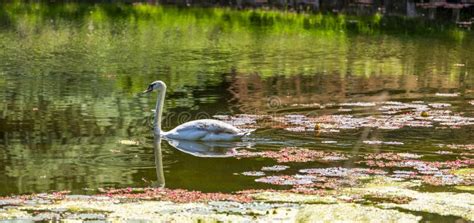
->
0;4;473;196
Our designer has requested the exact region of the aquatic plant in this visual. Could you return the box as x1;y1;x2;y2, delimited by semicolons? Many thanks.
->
97;187;253;203
218;100;474;132
435;93;459;97
261;165;290;172
1;173;474;221
438;144;474;151
363;140;404;145
255;175;314;186
299;167;387;178
297;203;421;222
231;147;349;163
363;152;422;161
240;171;266;176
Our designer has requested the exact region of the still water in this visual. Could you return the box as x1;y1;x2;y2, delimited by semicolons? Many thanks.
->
0;6;473;196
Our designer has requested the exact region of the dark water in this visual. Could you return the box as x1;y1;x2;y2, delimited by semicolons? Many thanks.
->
0;8;473;196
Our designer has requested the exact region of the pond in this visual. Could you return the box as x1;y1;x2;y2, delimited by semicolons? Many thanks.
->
0;4;473;201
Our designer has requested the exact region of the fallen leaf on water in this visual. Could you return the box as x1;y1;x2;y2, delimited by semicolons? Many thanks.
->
435;93;459;97
363;141;404;145
261;165;290;172
119;140;139;145
240;171;266;177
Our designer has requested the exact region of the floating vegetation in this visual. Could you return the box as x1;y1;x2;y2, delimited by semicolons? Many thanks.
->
339;102;376;107
451;168;474;178
297;203;421;222
435;150;453;155
321;155;349;161
1;174;474;221
321;141;337;144
255;175;314;186
94;188;253;203
118;140;140;146
299;167;387;178
455;186;474;191
250;192;336;204
438;144;474;151
254;168;388;189
435;93;459;97
428;103;451;108
421;175;464;186
363;194;414;204
0;189;426;222
218;101;474;132
360;157;473;169
363;152;423;161
356;156;474;186
240;171;266;177
231;147;349;163
371;188;474;221
2;200;299;222
342;177;474;221
261;165;290;172
363;140;404;145
391;170;418;180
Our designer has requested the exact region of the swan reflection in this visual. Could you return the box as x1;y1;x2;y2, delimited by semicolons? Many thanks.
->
164;138;252;158
152;137;253;187
153;136;165;188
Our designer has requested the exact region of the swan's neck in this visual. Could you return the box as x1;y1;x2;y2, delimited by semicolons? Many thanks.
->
154;83;166;136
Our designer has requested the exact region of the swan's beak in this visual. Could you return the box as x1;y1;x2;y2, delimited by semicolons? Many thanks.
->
143;85;154;94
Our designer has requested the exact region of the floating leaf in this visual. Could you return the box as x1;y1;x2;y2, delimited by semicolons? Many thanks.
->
435;93;459;97
118;140;139;146
261;165;289;172
241;171;266;177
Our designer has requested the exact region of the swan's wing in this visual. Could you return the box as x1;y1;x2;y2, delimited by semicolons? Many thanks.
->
169;119;243;135
163;119;250;141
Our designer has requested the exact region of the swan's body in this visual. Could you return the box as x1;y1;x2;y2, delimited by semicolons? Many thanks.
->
144;81;249;141
162;119;248;141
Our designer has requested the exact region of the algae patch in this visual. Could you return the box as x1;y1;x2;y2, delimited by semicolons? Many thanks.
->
296;203;421;223
349;186;474;221
251;192;337;204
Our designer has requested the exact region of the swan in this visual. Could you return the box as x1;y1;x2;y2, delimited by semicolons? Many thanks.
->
143;80;250;141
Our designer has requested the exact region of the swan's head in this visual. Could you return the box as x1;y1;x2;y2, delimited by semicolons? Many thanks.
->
143;80;167;94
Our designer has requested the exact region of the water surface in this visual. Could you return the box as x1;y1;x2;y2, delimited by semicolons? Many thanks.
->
0;6;473;196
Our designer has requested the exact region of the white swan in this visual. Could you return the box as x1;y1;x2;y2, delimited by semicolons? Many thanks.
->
143;80;250;141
